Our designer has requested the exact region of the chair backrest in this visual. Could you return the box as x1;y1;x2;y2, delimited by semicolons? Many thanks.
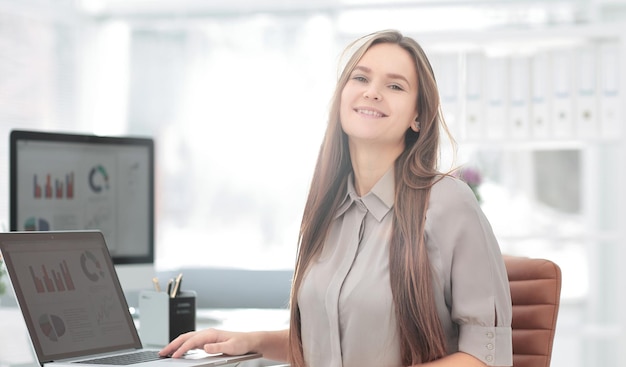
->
504;256;562;367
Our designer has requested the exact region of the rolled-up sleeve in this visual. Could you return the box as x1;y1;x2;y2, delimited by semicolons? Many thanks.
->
426;176;513;366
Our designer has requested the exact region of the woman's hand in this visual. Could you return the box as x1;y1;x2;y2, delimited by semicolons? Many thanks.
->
158;328;257;358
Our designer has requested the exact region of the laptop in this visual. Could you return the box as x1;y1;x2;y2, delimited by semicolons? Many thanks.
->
0;230;262;367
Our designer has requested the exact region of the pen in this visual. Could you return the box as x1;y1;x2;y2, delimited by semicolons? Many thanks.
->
152;277;161;292
166;278;174;295
170;273;183;298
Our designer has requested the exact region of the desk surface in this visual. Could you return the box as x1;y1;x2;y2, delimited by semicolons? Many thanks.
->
0;307;289;367
0;308;33;367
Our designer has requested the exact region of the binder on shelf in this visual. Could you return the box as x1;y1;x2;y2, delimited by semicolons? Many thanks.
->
484;56;509;139
550;47;576;139
530;51;551;139
432;53;461;138
574;44;599;139
599;41;621;138
464;51;485;140
509;55;531;139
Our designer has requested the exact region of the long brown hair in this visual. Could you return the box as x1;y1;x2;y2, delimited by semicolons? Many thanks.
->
288;30;452;366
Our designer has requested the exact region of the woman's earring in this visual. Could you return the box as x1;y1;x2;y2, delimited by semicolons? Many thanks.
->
414;120;421;131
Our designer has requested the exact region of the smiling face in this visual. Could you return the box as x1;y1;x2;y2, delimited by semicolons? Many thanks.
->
339;42;419;152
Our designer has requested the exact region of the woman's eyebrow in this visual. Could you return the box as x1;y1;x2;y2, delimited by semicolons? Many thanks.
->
352;65;371;74
387;72;411;86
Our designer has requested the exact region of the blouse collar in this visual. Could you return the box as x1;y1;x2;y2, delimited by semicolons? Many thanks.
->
336;168;395;222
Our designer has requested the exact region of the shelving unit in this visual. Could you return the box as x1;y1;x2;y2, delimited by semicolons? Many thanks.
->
422;22;625;367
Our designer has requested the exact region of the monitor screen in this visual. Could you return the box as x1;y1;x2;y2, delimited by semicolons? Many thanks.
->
9;130;154;266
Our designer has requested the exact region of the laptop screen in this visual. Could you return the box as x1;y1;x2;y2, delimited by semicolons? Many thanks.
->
0;231;142;363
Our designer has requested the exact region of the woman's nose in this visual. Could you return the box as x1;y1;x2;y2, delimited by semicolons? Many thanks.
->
363;84;382;101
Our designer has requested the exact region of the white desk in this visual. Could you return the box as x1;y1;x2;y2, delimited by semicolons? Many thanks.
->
0;307;289;367
0;307;34;367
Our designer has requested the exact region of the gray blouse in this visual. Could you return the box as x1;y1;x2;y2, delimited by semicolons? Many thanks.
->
298;169;512;367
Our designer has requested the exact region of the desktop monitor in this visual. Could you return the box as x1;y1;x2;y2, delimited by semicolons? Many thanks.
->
9;129;155;299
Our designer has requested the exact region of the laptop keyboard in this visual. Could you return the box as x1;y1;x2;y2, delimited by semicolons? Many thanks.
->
75;350;164;365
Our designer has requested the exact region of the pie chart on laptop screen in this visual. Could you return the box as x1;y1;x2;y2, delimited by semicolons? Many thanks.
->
39;314;66;342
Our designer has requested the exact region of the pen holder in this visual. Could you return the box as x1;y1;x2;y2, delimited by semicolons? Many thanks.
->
138;290;196;347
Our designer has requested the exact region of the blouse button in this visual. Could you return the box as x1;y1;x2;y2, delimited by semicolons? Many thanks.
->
486;355;494;362
486;331;494;339
486;343;494;350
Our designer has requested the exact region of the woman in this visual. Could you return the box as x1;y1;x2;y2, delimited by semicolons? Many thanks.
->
159;30;512;367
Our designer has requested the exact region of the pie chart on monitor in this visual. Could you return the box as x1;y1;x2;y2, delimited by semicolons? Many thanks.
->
24;217;50;231
38;314;66;342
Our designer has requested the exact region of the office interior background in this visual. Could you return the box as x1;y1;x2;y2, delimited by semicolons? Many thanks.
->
0;0;625;366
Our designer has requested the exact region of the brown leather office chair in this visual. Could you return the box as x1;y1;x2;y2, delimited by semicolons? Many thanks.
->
504;255;562;367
